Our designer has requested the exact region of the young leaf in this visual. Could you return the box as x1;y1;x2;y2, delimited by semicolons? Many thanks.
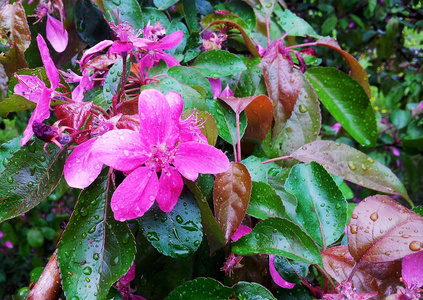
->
279;10;322;38
348;195;423;263
244;95;273;142
0;141;66;223
290;140;408;199
55;102;93;130
214;162;252;242
322;245;401;297
232;218;323;267
248;181;286;220
138;188;203;258
57;171;135;300
193;50;247;78
305;67;376;147
285;162;347;247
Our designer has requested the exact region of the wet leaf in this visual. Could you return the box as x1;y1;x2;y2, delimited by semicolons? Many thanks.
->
290;140;408;199
103;0;143;30
259;0;278;17
248;181;286;219
184;177;225;254
0;141;66;223
285;162;347;247
182;110;218;146
348;195;423;263
55;102;93;130
168;66;213;99
57;171;135;300
193;50;247;78
181;0;198;33
259;40;303;137
139;188;203;258
316;38;371;97
0;94;34;118
0;3;31;52
244;95;273;141
273;256;309;284
322;245;401;299
232;281;276;299
232;218;323;267
0;43;28;78
206;99;247;145
306;67;376;147
0;136;21;173
276;72;321;158
241;155;277;183
279;10;322;38
153;0;179;10
214;162;252;242
214;1;256;30
103;58;131;106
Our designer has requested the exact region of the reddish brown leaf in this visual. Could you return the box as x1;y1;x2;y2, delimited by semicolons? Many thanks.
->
0;3;31;52
28;249;62;300
316;38;371;98
56;102;93;130
322;246;401;300
214;162;252;243
244;95;273;142
0;43;28;78
348;195;423;263
258;40;303;137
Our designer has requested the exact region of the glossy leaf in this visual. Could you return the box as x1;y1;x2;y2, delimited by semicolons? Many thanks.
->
138;188;203;257
241;155;277;183
322;245;401;298
55;102;93;130
0;44;28;80
232;282;276;300
184;177;225;254
244;95;273;142
306;67;376;147
290;140;409;199
214;162;252;242
193;50;247;78
316;37;371;97
206;99;247;145
232;218;323;267
103;58;131;106
0;141;66;223
142;7;170;29
153;0;179;10
259;0;277;17
276;73;321;158
0;136;21;173
348;195;423;263
248;181;286;220
181;0;198;33
0;3;31;52
279;10;322;38
103;0;143;30
57;171;135;300
273;256;309;284
168;66;213;99
214;1;256;30
259;40;303;137
285;162;347;247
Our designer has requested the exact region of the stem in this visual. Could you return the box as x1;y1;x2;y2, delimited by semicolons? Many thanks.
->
115;53;128;114
262;155;292;164
286;42;318;50
91;105;110;119
346;262;360;282
236;113;241;163
266;19;271;48
315;264;336;289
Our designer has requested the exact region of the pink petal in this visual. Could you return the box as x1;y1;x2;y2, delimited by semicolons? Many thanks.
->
219;96;256;115
46;15;68;53
154;51;180;68
119;263;136;285
159;30;183;49
109;41;133;54
402;250;423;289
231;225;252;242
208;78;222;99
36;34;59;88
64;139;103;189
4;241;13;248
138;89;179;146
92;129;149;172
165;91;184;121
220;84;234;98
0;231;3;238
14;75;45;102
173;142;230;181
79;40;113;68
156;167;183;212
268;255;295;289
111;167;159;221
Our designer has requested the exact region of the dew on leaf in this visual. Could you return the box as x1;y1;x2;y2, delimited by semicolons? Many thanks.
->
350;225;358;234
40;155;46;162
83;266;92;275
370;212;378;221
93;253;100;260
7;176;14;183
147;232;160;241
409;241;422;251
347;161;356;170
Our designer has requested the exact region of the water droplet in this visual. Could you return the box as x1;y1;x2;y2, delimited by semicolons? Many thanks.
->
299;105;308;113
85;277;91;283
88;225;96;233
385;251;391;256
70;297;80;300
146;232;160;241
350;225;358;234
30;167;36;176
409;241;422;251
335;203;342;209
83;266;92;275
81;233;87;239
40;155;46;162
370;212;378;221
351;214;358;219
64;251;70;257
93;253;100;260
175;215;183;224
7;176;14;183
111;256;119;266
122;233;130;244
401;234;410;238
361;164;368;171
348;161;356;170
80;208;88;217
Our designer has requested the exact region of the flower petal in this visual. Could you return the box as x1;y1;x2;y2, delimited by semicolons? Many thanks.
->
402;250;423;289
269;255;295;289
92;129;149;172
79;40;113;68
64;138;103;189
159;30;183;49
231;225;252;242
165;91;184;121
173;142;230;180
156;167;183;212
208;77;222;99
138;89;179;146
36;34;59;88
155;51;180;68
111;167;159;221
46;15;68;53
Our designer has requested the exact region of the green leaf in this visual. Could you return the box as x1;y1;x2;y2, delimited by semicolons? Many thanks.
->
248;181;286;219
214;162;252;242
214;1;256;30
201;14;250;33
0;141;66;223
181;0;198;33
27;228;44;248
57;171;135;300
103;0;143;30
391;109;411;130
321;15;337;36
206;99;247;145
139;188;203;258
193;50;247;78
306;67;377;147
290;140;409;199
153;0;179;10
273;256;309;284
241;155;277;183
285;162;347;247
0;136;21;173
168;66;213;99
279;10;322;38
231;281;276;299
232;217;323;267
142;7;170;29
103;58;131;106
74;0;112;47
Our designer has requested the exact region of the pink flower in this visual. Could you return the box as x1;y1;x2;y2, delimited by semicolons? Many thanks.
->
322;281;377;299
332;123;342;134
4;241;13;249
46;14;68;52
117;263;147;300
0;231;3;239
92;89;230;221
14;34;60;146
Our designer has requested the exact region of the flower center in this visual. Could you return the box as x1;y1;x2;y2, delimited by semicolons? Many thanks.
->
147;142;176;171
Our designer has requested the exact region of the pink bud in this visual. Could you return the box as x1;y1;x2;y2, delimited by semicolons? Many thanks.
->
5;241;13;248
0;231;3;239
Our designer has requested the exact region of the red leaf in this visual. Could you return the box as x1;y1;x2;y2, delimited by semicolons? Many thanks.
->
244;95;273;141
56;102;93;130
348;195;423;263
213;162;252;243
